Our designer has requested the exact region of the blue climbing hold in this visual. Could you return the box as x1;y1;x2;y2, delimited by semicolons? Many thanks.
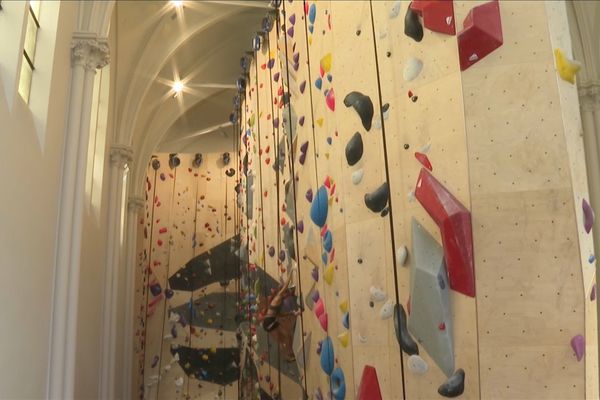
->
322;251;329;265
310;186;329;227
309;4;317;24
315;77;323;90
323;230;333;252
320;336;335;375
331;367;346;400
342;312;350;329
308;24;314;34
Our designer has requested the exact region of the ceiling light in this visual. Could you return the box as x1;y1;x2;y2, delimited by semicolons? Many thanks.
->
173;81;184;97
170;0;183;8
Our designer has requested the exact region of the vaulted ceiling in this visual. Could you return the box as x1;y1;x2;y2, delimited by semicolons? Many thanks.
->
112;0;269;191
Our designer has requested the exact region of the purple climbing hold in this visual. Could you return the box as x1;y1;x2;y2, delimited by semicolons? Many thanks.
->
299;153;307;165
288;26;295;38
589;254;596;264
293;52;300;64
151;355;159;368
165;288;174;299
583;198;594;233
274;72;280;82
300;141;309;153
312;267;319;282
591;284;597;301
267;58;275;69
300;80;306;94
273;117;279;128
311;289;320;303
299;116;305;126
279;250;286;262
289;13;296;25
268;246;276;257
297;220;305;233
171;324;178;338
150;283;162;297
571;335;585;361
306;188;314;202
160;173;166;181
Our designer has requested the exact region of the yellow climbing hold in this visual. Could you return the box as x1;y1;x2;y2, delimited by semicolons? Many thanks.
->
202;354;209;361
325;153;330;160
248;114;256;127
320;53;332;74
337;331;349;348
316;118;324;127
207;318;213;324
328;197;334;207
324;264;334;285
554;48;581;84
339;299;349;313
308;36;313;45
210;347;217;353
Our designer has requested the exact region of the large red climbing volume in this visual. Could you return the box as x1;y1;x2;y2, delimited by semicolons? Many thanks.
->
357;365;382;400
410;0;456;36
457;0;503;71
415;168;475;297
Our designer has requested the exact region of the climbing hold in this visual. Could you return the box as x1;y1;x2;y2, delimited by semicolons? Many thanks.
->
345;132;364;166
222;152;231;165
312;267;319;281
165;288;174;299
337;331;349;348
554;48;581;84
299;153;307;165
323;230;333;252
297;220;305;233
324;265;334;285
404;6;424;42
571;335;585;361
409;219;454;376
438;369;465;398
339;300;349;313
169;154;180;169
306;188;314;202
308;3;316;24
315;77;323;90
408;354;429;374
457;1;503;71
299;80;306;93
415;152;432;171
592;284;597;301
319;312;328;331
365;182;389;213
310;186;329;227
150;282;162;297
380;300;394;320
352;169;364;185
314;388;323;400
344;92;374;131
583;198;594;233
315;298;325;317
396;246;408;266
393;303;419;355
403;57;423;81
192;153;203;168
342;312;350;329
370;286;387;302
326;88;336;111
174;376;184;387
225;168;235;177
410;0;456;35
389;1;402;19
415;168;475;297
151;355;160;368
357;365;382;400
320;53;332;75
320;337;334;375
331;368;346;400
300;141;309;154
151;158;160;170
589;254;595;264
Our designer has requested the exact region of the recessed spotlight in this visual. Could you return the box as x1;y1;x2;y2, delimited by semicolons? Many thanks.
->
170;0;183;8
173;81;184;97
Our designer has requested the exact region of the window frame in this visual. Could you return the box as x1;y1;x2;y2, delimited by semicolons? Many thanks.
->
18;1;41;103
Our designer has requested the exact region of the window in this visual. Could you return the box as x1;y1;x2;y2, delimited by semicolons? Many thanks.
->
18;0;40;103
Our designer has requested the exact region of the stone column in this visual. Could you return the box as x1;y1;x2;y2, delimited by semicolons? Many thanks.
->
49;32;109;400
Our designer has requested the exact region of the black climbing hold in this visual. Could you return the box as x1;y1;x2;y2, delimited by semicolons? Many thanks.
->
380;207;389;217
225;168;236;177
356;29;361;36
357;258;363;264
386;51;392;58
411;95;418;103
438;273;446;290
169;154;180;169
344;91;374;131
369;301;374;308
262;15;274;33
252;34;262;51
404;6;423;42
193;153;203;168
236;77;246;92
438;369;465;398
222;152;231;165
151;158;160;170
345;132;363;166
394;304;419;355
382;103;390;113
364;182;389;212
404;144;410;150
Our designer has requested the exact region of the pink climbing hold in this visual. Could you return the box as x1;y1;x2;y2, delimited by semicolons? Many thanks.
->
457;0;503;71
410;0;456;35
571;335;585;361
315;298;325;317
357;365;382;400
415;168;475;297
583;198;594;233
318;312;328;331
414;152;433;171
326;88;336;111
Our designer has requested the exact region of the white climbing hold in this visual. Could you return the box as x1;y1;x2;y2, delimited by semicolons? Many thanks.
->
358;333;368;343
169;312;181;323
408;355;429;374
403;57;423;81
407;190;416;202
420;143;432;154
374;118;382;130
352;169;364;185
379;29;388;39
370;286;387;302
175;376;184;387
380;300;394;319
389;1;402;18
164;364;171;371
396;246;408;266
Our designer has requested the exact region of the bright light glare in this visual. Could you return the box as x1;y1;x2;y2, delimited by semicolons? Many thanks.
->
171;0;183;8
173;81;184;96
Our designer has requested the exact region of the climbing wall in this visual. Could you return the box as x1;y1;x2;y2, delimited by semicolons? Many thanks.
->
135;152;241;400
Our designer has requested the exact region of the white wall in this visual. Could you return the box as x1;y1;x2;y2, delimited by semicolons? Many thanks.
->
0;1;77;398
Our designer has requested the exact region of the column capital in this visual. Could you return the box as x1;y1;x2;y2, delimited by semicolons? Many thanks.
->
127;195;145;214
110;144;133;168
71;32;110;71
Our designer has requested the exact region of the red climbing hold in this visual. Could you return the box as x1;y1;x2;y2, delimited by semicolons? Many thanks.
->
357;365;382;400
415;168;475;297
438;322;446;331
457;0;503;71
414;152;433;171
410;0;456;36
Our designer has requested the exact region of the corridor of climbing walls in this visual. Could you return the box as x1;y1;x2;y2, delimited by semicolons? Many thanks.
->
134;1;599;400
